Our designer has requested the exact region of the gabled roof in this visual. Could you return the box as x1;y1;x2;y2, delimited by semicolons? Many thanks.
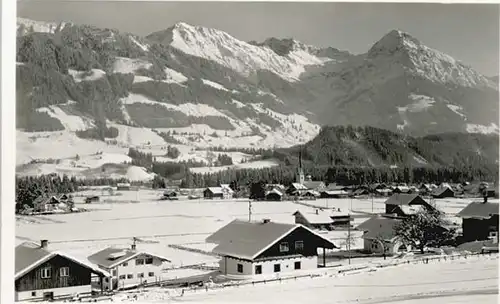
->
384;194;428;206
357;216;401;241
326;183;346;191
206;219;337;260
290;183;308;190
431;187;455;196
15;242;110;280
457;202;499;219
205;187;223;194
87;247;171;269
265;188;283;196
303;181;325;189
293;210;333;224
321;190;349;195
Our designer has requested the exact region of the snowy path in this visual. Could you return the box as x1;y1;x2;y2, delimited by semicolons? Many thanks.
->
168;256;498;304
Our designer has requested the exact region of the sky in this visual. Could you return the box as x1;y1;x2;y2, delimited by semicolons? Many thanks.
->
17;1;500;76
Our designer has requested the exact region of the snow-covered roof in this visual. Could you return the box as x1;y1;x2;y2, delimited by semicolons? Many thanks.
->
457;201;499;219
322;190;349;195
15;242;111;280
266;188;283;196
88;247;171;269
206;219;337;260
293;210;333;224
291;183;308;190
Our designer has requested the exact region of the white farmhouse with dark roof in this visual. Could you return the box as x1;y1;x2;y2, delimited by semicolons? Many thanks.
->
205;219;337;278
15;240;110;302
87;243;171;290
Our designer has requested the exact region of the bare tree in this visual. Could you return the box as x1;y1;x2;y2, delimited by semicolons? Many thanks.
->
394;208;455;254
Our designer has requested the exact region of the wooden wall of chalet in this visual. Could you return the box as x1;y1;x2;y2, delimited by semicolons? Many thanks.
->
255;226;334;260
15;255;92;292
462;215;499;242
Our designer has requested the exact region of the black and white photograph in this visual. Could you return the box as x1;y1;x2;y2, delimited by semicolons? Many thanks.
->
3;0;500;303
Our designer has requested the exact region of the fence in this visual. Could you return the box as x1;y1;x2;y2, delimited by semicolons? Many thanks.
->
164;251;498;296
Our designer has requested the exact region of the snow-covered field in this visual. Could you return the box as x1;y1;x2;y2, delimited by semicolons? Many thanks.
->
16;191;477;269
168;255;498;304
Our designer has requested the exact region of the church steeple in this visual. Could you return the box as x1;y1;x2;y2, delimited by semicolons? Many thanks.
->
296;147;305;184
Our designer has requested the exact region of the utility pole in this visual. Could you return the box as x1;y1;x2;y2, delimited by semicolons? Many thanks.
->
371;192;374;213
347;210;351;265
248;200;252;222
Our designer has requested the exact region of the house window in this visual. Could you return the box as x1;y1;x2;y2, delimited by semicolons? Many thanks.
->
31;292;36;297
59;267;69;277
295;241;304;251
112;269;117;276
138;273;144;278
127;274;133;279
255;265;262;274
237;263;243;273
274;264;281;272
148;272;155;277
119;275;126;280
279;242;289;252
122;262;128;267
145;257;153;265
294;261;301;270
136;259;144;265
41;267;51;279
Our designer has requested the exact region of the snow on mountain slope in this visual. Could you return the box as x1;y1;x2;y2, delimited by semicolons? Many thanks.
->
68;69;106;83
398;94;436;113
36;103;95;132
466;123;500;134
201;79;229;91
150;22;330;81
369;30;495;88
113;57;152;74
17;17;68;35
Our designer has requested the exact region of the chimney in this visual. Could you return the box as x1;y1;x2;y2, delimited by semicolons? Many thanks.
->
40;240;48;249
131;244;137;251
315;209;319;215
262;219;271;224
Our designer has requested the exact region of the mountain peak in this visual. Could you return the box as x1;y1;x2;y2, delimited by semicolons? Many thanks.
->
368;29;421;57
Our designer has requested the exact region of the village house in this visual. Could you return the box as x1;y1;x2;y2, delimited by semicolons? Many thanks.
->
431;187;456;199
87;242;171;291
293;210;334;231
265;188;283;201
84;195;100;204
303;175;326;192
32;195;74;214
203;185;234;199
457;198;499;243
320;183;349;198
286;183;309;196
357;216;411;254
15;240;110;302
383;194;435;217
116;183;131;191
205;219;337;277
301;190;321;200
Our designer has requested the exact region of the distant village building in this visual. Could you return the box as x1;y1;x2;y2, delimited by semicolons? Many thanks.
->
457;199;499;243
203;185;234;199
15;240;110;302
265;188;283;201
85;196;100;204
293;210;334;231
357;216;411;254
205;219;337;277
32;195;74;214
431;187;456;199
320;183;349;198
87;243;171;291
383;194;434;217
116;183;131;191
286;183;308;196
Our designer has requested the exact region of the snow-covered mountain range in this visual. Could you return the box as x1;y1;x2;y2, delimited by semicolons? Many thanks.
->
15;17;499;178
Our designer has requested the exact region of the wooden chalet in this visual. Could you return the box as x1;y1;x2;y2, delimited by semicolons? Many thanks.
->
357;216;410;254
286;183;308;196
203;185;234;199
205;219;337;276
265;189;283;201
293;210;334;231
88;244;171;291
116;183;131;191
457;198;499;243
383;194;434;217
431;187;456;199
15;241;110;302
